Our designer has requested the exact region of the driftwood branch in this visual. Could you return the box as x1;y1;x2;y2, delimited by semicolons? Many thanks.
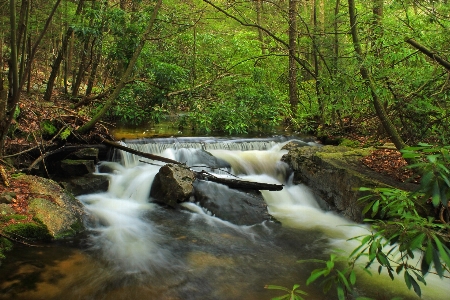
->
196;170;283;191
405;38;450;71
103;139;284;191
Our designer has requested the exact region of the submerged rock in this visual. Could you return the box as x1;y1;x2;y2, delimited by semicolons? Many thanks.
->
193;180;272;226
150;164;196;207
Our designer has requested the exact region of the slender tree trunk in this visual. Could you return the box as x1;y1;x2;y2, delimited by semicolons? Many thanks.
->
312;0;323;123
288;0;298;110
347;0;407;151
85;47;101;96
77;0;163;134
18;0;29;86
1;0;19;156
44;0;84;101
19;0;62;91
72;38;90;97
255;0;265;55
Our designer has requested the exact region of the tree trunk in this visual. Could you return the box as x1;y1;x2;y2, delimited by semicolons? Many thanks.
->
19;0;62;91
347;0;407;151
77;0;163;134
72;38;90;97
288;0;298;110
255;0;265;55
1;0;19;157
44;0;85;101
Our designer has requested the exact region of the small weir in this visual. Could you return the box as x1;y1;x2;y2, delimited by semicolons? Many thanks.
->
0;136;447;300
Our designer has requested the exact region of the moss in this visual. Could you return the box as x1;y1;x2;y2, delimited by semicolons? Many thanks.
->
54;221;83;239
3;221;52;241
316;148;372;159
339;138;361;148
0;237;13;260
0;214;27;222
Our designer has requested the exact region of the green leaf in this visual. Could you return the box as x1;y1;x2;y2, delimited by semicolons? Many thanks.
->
432;181;441;207
376;252;389;266
387;268;394;281
326;260;335;270
371;200;380;218
433;236;450;267
409;275;422;297
349;270;356;285
306;269;327;285
409;233;426;251
432;247;444;278
337;283;345;300
265;285;291;292
404;271;412;290
336;270;351;291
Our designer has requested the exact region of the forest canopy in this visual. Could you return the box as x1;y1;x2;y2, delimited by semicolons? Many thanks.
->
0;0;449;153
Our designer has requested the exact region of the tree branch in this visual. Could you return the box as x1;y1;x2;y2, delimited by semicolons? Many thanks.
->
405;38;450;71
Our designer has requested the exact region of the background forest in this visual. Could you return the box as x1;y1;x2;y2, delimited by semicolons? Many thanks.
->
1;0;449;153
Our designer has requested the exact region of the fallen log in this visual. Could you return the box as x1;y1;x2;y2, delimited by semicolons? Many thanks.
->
101;139;180;164
103;139;284;191
196;170;283;191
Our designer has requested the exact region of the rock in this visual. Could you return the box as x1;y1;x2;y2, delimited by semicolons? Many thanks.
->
281;145;417;222
0;204;15;215
150;164;196;207
66;148;99;162
59;174;109;196
60;159;95;176
0;192;16;204
193;180;272;225
174;148;230;169
14;175;85;239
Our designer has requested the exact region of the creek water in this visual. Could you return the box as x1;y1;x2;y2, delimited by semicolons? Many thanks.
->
0;137;447;300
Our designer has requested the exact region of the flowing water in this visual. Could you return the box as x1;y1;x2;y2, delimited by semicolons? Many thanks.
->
0;137;447;300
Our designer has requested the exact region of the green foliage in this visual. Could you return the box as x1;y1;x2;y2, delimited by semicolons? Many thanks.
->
264;284;308;300
185;81;287;135
60;127;71;140
40;120;57;136
0;237;13;260
299;145;450;299
401;143;450;207
299;253;358;300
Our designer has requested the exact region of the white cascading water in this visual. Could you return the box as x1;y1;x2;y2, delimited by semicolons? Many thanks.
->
78;138;447;299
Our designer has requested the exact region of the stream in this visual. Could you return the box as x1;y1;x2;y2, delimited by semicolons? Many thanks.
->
0;136;447;300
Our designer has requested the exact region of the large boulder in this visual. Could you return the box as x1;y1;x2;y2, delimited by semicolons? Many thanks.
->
0;175;85;240
150;164;196;207
193;180;272;225
281;145;416;222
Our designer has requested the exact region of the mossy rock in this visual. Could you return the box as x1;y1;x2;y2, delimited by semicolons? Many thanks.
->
281;145;417;222
14;175;86;239
3;220;52;241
